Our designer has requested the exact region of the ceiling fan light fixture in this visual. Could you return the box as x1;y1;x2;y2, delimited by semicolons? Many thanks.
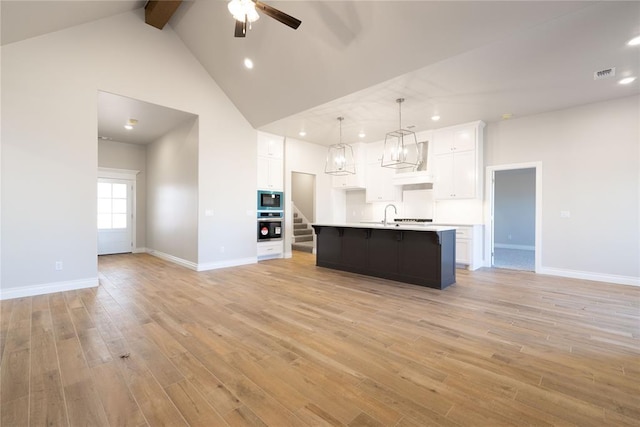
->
228;0;259;23
381;98;419;169
325;117;356;176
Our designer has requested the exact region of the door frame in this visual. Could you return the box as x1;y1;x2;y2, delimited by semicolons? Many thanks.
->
97;167;140;253
484;162;542;272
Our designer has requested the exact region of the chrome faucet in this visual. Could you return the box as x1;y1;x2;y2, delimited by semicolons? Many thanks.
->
383;204;397;226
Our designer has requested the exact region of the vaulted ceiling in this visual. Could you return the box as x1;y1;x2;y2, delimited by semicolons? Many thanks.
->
2;1;639;146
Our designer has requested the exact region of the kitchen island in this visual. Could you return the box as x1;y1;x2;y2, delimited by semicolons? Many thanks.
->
311;223;456;289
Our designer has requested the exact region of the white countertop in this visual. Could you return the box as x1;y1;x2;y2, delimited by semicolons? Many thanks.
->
312;223;457;232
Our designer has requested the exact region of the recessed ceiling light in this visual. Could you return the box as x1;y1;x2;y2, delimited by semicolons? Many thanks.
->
298;130;306;137
124;118;138;130
431;115;440;121
627;35;640;46
244;58;254;69
358;131;366;138
619;77;636;85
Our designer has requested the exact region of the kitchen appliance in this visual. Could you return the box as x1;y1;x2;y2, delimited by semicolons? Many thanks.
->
394;218;433;224
257;210;283;219
257;190;283;211
257;219;282;241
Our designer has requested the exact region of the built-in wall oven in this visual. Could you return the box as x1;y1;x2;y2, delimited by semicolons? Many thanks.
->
257;190;283;241
257;219;282;241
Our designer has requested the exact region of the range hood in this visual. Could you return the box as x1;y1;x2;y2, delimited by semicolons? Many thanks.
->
393;140;433;185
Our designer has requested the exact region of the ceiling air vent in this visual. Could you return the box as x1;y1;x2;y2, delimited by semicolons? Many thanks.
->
594;67;616;80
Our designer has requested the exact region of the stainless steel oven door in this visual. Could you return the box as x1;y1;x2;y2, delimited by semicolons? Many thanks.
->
257;220;283;241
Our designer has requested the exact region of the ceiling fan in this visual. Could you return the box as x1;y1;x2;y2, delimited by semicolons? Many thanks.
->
227;0;302;37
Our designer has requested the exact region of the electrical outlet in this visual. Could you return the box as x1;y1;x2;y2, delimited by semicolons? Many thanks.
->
220;246;225;253
508;234;512;240
55;261;63;271
560;211;571;218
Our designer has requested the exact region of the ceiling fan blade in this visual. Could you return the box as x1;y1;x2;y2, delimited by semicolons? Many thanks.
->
234;18;246;37
253;0;301;30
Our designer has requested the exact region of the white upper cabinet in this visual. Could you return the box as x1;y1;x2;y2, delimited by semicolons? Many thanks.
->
257;132;284;191
332;142;366;189
257;156;283;191
257;132;284;159
433;125;476;155
365;162;402;203
432;121;485;200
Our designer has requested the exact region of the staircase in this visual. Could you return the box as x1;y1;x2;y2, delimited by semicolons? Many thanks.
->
292;212;314;253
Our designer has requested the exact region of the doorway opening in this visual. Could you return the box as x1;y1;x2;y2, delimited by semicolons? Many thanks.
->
486;163;542;272
291;172;316;254
97;176;134;255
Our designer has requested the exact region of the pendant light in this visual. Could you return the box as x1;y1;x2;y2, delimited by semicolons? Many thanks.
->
325;117;356;175
381;98;419;169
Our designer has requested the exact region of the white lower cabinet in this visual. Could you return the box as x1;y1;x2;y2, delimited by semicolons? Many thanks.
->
453;225;483;270
257;241;283;259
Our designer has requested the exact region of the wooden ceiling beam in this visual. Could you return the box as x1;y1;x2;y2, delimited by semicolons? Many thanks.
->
145;0;183;30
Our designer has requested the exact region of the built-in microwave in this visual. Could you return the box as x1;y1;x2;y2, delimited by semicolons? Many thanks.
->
257;190;283;211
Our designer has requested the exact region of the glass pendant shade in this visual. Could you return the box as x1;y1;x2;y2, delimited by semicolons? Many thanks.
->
325;144;356;175
381;98;419;169
325;117;356;176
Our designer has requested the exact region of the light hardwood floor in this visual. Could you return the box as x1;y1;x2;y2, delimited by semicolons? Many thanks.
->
1;252;638;426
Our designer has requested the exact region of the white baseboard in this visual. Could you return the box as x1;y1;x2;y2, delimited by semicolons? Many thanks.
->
0;277;99;300
537;267;639;287
147;249;198;271
133;247;147;254
147;249;257;272
494;243;535;250
197;257;256;272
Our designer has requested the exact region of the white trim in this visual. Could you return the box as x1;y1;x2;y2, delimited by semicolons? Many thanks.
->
538;267;640;287
98;167;140;180
485;162;542;273
494;243;535;251
133;247;147;254
0;277;99;300
197;257;257;271
147;249;198;270
147;249;257;272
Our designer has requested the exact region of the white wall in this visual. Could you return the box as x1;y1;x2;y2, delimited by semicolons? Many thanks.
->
1;9;257;297
98;140;147;250
146;118;199;263
485;95;639;282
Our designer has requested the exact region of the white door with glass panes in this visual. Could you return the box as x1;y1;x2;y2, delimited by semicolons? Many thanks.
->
97;179;133;255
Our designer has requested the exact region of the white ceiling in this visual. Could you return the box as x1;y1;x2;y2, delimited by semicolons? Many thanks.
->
2;1;639;146
97;91;197;145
